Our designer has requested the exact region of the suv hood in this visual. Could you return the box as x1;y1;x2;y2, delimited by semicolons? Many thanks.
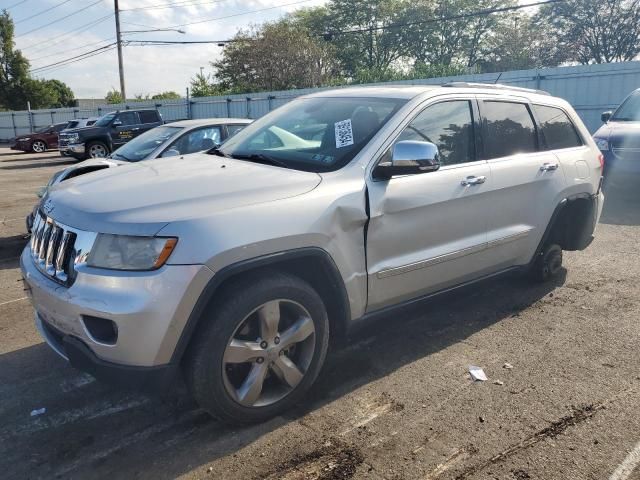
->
60;125;103;136
45;154;322;236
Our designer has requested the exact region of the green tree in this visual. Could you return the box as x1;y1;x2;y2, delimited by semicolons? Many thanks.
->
189;72;220;97
41;79;75;107
151;91;181;100
212;19;339;92
0;10;32;110
535;0;640;64
105;88;123;104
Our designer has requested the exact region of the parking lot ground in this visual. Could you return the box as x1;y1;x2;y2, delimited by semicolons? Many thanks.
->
1;146;640;480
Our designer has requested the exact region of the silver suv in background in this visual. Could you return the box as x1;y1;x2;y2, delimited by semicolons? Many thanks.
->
22;84;603;424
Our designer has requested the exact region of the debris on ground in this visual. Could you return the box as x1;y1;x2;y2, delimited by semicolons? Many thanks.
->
30;408;46;417
469;366;488;381
503;362;514;369
494;380;504;386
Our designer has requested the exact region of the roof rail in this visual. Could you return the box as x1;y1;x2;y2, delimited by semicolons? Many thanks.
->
442;82;551;96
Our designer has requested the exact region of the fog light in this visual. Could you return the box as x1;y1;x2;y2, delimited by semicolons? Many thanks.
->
82;316;118;345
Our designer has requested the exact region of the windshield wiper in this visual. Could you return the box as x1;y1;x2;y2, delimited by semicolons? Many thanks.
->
207;145;232;158
111;152;132;161
230;153;289;168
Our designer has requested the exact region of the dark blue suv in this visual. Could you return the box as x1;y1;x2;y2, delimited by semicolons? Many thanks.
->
593;89;640;179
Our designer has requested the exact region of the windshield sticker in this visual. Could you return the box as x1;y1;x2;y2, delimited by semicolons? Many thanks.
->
335;119;354;148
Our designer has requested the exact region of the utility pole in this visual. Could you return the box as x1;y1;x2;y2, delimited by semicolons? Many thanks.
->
114;0;126;101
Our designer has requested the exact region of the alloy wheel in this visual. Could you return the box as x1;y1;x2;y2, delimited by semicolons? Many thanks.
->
89;144;107;158
222;299;316;408
32;141;46;153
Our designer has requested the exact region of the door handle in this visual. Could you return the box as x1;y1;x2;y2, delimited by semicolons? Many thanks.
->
130;127;140;131
540;162;559;172
461;175;486;186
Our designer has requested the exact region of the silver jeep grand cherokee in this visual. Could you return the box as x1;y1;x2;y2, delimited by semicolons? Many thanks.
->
21;84;604;423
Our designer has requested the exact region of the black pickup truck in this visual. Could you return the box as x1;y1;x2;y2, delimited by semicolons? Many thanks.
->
58;109;163;160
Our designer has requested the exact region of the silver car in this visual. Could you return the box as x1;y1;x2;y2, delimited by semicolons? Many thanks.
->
22;84;603;424
26;118;252;231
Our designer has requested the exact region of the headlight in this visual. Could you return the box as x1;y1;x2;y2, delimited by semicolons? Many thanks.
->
87;234;178;271
20;137;30;142
66;133;80;142
594;137;609;151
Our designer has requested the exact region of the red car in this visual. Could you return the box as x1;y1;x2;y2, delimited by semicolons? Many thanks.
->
10;122;69;153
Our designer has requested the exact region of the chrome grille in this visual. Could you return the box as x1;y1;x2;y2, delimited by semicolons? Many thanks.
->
29;211;77;286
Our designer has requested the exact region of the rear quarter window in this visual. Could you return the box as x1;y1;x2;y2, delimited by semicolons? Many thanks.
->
139;111;160;124
532;104;583;150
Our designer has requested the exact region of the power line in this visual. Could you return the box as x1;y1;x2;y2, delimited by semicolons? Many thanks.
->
121;0;229;12
30;46;117;76
16;0;104;38
326;0;565;36
19;13;113;52
5;0;29;10
28;37;116;63
165;0;315;29
30;43;117;74
14;0;74;25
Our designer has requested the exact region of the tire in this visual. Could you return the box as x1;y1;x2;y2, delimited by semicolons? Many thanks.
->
60;151;71;157
186;271;330;424
530;243;563;282
31;140;47;153
86;141;109;159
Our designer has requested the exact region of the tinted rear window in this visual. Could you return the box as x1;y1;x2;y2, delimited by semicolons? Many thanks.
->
139;111;159;124
482;101;537;159
533;105;582;150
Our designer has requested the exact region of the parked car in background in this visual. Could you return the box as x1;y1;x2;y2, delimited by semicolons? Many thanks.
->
10;122;69;153
59;118;99;156
593;88;640;179
58;109;163;160
23;84;603;424
25;118;252;232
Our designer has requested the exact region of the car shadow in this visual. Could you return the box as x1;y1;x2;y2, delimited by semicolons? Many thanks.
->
0;269;565;479
0;234;28;270
0;160;76;170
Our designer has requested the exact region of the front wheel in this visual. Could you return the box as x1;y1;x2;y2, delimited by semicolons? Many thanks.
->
31;140;47;153
86;141;109;159
186;272;329;424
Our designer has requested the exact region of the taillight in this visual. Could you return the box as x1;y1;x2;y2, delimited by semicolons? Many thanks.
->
597;153;604;172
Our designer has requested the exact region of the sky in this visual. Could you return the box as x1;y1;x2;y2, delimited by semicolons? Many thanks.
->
7;0;328;99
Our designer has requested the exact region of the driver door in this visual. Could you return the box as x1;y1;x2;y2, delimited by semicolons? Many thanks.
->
366;98;495;311
112;111;141;147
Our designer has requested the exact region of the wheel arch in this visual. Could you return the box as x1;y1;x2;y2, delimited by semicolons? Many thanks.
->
530;192;598;265
31;138;48;150
171;247;350;364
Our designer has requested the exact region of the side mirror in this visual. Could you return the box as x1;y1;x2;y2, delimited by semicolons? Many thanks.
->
112;119;122;127
601;111;612;123
374;140;440;179
161;148;180;158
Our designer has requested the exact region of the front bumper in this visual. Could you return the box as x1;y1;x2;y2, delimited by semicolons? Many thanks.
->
21;245;211;369
59;143;85;155
11;142;28;151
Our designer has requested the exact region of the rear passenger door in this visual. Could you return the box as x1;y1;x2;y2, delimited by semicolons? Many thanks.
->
478;98;568;267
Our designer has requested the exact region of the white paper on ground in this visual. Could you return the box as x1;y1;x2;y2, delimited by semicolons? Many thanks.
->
469;366;488;382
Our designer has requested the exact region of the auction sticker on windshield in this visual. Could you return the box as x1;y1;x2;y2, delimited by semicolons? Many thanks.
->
335;119;354;148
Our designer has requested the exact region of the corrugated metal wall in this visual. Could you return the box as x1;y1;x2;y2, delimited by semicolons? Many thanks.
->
2;61;639;141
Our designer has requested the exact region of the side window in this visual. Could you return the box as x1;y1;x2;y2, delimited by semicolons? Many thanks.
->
116;112;139;126
533;104;583;150
168;126;222;155
396;100;475;166
226;124;246;138
481;101;537;159
139;110;159;124
54;123;67;132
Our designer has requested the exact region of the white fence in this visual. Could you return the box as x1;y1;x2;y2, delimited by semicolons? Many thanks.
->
2;61;639;141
